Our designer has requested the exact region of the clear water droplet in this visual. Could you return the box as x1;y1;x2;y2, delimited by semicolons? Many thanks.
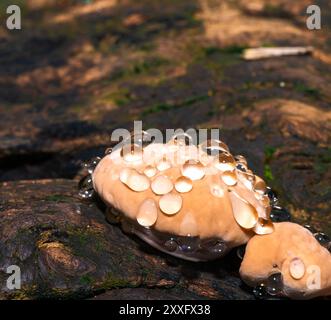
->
181;160;205;181
254;176;266;194
104;147;112;155
304;224;316;234
143;165;157;178
156;158;172;171
175;176;193;193
137;199;158;227
266;273;283;296
266;187;278;206
164;238;178;252
314;232;330;246
229;191;258;229
120;168;150;192
236;245;246;260
214;152;236;171
151;175;173;195
169;132;193;146
159;193;182;215
235;155;247;165
254;218;274;235
221;170;238;186
236;163;247;172
270;206;291;222
253;284;268;300
200;139;229;156
78;188;94;199
84;157;101;174
124;130;154;148
121;144;143;162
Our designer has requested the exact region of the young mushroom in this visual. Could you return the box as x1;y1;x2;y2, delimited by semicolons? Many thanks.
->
88;133;331;298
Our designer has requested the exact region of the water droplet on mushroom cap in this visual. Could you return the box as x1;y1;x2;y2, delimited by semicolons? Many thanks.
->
200;139;229;156
214;152;236;171
156;158;172;171
254;218;274;235
137;199;158;227
235;155;247;166
221;170;238;186
175;176;193;193
151;175;173;195
159;193;182;215
229;191;258;229
84;157;101;174
253;284;268;299
289;257;305;280
120;168;150;192
181;160;205;181
266;272;283;296
164;238;178;252
254;176;267;194
270;206;291;222
121;143;143;162
144;165;157;178
314;232;330;246
169;132;193;146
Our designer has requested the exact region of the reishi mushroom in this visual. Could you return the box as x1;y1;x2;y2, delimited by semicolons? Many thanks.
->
90;134;331;299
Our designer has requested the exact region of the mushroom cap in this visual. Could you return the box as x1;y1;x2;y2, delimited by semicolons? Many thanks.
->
240;222;331;299
92;142;272;259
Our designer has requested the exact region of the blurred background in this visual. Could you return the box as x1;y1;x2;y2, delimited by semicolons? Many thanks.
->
0;0;330;234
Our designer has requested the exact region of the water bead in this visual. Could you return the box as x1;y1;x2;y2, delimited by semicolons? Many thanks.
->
137;199;158;227
151;175;173;195
214;152;236;171
221;170;238;186
159;193;182;215
181;160;205;181
164;238;178;252
175;176;193;193
143;165;157;178
266;272;283;296
314;232;330;246
229;191;258;229
84;157;101;174
124;130;154;148
156;158;172;171
304;224;317;234
121;144;143;162
289;257;305;280
236;245;246;260
200;139;229;156
210;184;224;198
78;188;94;199
169;132;193;146
254;176;267;194
270;206;291;222
236;163;247;172
120;168;150;192
266;187;278;206
253;284;268;300
254;218;274;235
234;155;247;166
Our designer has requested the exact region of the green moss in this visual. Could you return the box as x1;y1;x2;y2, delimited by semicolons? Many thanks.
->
294;83;321;99
264;164;274;182
142;94;210;115
314;147;331;174
264;146;277;162
80;275;93;286
102;273;132;289
111;57;169;81
102;89;133;107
